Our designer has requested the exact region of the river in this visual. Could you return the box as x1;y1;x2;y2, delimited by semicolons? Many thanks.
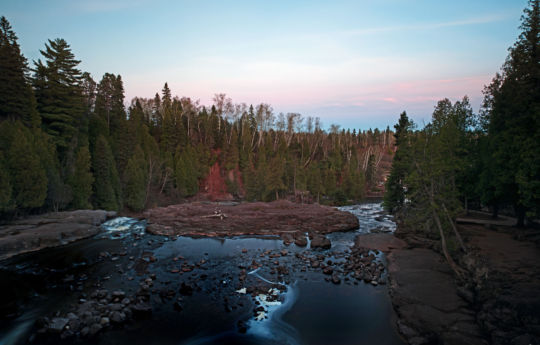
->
0;202;404;345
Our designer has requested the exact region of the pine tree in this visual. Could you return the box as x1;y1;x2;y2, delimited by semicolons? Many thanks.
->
93;135;121;210
124;146;147;211
0;17;39;127
264;156;285;201
70;146;94;209
482;0;540;224
0;152;13;211
94;73;126;136
174;145;199;197
7;126;47;209
33;38;84;159
383;111;413;212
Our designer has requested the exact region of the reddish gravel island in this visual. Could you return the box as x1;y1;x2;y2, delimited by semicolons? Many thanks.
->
143;200;360;238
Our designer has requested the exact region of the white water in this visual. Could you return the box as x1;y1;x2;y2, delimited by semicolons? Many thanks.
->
99;217;146;239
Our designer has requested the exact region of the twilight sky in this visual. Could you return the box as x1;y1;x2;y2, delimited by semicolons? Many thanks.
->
3;0;527;130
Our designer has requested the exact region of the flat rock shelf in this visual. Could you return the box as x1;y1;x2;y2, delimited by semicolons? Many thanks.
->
144;200;360;237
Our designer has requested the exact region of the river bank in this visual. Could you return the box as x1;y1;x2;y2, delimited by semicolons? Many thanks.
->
380;215;540;345
0;202;404;345
0;210;117;261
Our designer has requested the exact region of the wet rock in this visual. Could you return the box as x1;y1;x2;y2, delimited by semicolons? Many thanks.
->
331;273;341;284
311;260;320;268
280;249;288;256
311;235;331;249
281;233;294;245
110;311;126;324
323;266;334;275
121;298;131;305
179;282;194;296
112;290;126;299
173;300;183;311
109;303;124;311
67;318;80;332
80;326;90;337
132;301;152;319
237;320;247;333
89;323;102;336
48;317;69;333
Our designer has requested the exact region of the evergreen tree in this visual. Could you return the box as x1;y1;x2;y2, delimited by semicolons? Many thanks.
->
94;73;126;137
0;17;39;127
7;126;47;209
33;38;84;159
0;153;13;211
93;135;121;210
70;146;94;209
482;0;540;224
383;111;413;212
124;146;147;211
174;145;199;197
264;156;285;200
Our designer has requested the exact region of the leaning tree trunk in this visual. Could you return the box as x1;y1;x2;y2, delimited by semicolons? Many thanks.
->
442;203;466;252
432;207;465;279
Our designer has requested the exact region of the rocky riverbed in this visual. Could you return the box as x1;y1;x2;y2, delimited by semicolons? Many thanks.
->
0;202;404;345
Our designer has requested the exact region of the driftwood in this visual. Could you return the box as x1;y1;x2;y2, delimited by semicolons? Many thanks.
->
201;210;228;220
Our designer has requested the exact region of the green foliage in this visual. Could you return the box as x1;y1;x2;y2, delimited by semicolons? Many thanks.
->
70;146;94;209
383;111;413;212
33;38;84;159
124;146;147;211
0;153;13;211
174;145;199;197
0;15;402;217
481;0;540;223
7;125;47;209
93;135;121;210
264;156;286;201
0;17;39;127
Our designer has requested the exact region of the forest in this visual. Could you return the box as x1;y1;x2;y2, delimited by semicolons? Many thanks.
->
383;0;539;272
0;16;393;219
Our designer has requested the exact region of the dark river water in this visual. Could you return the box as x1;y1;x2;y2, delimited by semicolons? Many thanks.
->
0;203;404;345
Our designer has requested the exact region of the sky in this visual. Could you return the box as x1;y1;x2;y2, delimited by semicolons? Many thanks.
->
2;0;528;130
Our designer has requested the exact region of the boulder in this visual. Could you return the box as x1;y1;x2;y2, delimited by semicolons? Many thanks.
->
311;235;331;249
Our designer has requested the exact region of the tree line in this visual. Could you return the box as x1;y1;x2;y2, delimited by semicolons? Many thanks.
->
0;16;392;218
384;0;539;274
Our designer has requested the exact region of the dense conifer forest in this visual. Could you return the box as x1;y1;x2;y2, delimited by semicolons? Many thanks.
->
0;16;393;219
383;0;540;273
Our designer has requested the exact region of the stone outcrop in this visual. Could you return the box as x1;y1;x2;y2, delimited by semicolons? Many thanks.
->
143;200;359;237
387;248;487;345
0;210;116;261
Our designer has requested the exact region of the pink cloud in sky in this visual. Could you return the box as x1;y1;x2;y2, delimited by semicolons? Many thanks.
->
124;74;493;122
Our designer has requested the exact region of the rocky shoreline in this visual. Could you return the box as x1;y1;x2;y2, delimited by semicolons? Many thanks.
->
380;220;540;345
0;210;117;261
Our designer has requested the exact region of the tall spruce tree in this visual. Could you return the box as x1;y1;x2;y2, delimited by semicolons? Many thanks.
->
0;17;39;127
0;152;13;212
33;38;84;160
93;135;121;210
383;111;413;212
124;146;148;211
70;146;94;209
482;0;540;225
7;126;47;209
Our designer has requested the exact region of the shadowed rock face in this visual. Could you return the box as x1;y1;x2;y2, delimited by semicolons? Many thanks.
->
0;210;116;261
143;200;359;237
